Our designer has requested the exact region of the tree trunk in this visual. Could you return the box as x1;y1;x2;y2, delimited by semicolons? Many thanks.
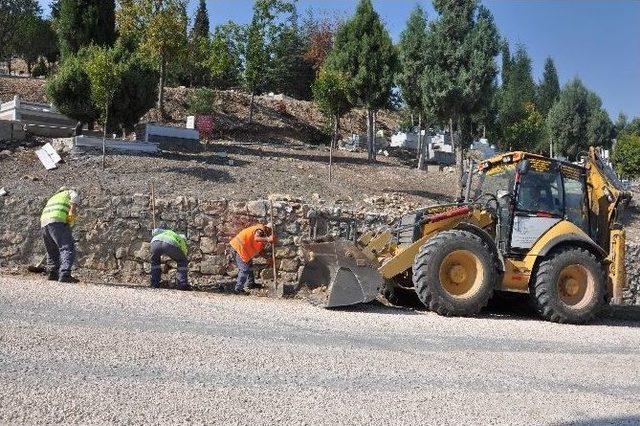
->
26;60;32;75
102;101;108;170
330;115;339;182
248;91;255;124
6;57;12;75
366;109;374;162
157;54;166;119
454;116;464;200
417;114;426;171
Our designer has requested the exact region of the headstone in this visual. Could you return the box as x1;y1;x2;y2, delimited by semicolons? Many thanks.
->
35;143;62;170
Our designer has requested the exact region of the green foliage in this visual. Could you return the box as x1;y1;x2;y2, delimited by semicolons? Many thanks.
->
269;18;315;99
398;5;428;116
0;0;40;64
536;57;560;117
85;46;122;115
14;15;58;72
32;57;48;77
497;44;536;150
244;12;269;94
546;78;612;158
622;117;640;137
191;0;210;40
312;67;350;120
326;0;397;110
108;52;158;132
421;0;500;148
186;88;217;115
612;133;640;178
45;55;98;124
117;0;188;113
56;0;116;58
207;22;243;89
244;0;309;97
46;48;157;132
503;102;544;151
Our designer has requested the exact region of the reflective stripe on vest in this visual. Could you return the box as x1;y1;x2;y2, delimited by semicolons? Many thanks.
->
230;224;266;262
40;190;71;226
152;230;188;256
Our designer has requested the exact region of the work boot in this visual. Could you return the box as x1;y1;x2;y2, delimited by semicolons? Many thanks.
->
59;274;80;283
177;284;193;291
233;288;250;295
47;271;58;281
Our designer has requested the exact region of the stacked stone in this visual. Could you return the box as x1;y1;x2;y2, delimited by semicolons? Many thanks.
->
1;191;637;304
0;193;390;290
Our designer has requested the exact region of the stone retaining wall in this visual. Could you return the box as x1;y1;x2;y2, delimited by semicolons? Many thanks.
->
0;193;388;290
0;192;638;304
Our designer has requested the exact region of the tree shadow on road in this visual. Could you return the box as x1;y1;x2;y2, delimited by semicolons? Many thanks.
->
553;416;640;426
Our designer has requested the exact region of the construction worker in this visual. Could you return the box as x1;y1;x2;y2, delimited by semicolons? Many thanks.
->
40;186;80;283
150;228;191;291
229;223;276;294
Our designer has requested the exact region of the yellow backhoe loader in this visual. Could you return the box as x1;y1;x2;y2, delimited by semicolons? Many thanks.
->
299;147;631;324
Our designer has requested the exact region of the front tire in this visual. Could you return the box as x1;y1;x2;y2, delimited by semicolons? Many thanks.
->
413;230;496;316
531;247;605;324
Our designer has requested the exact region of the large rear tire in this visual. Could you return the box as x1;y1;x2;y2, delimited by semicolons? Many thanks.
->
413;230;496;316
532;247;605;324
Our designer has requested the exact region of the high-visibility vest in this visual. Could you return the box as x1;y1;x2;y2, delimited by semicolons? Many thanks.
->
40;190;71;227
230;224;267;262
152;229;188;256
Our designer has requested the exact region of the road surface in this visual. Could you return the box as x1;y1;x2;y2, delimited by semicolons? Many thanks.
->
1;275;639;425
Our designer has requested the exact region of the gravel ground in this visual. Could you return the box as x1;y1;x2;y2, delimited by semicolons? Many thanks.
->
1;275;640;425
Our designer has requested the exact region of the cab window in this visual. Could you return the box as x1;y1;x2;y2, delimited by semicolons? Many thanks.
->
563;171;588;232
516;168;563;216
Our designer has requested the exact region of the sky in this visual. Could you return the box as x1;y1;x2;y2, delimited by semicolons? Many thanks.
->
38;0;640;118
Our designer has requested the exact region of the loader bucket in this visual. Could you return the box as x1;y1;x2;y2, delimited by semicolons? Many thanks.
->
299;240;383;308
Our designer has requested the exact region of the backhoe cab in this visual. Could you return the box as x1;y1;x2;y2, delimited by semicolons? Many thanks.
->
299;147;631;324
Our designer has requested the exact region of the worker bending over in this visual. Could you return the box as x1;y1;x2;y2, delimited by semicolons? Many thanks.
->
150;228;191;291
40;186;80;283
229;223;276;294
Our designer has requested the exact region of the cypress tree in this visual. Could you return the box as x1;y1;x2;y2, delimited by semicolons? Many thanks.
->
191;0;210;40
398;4;430;170
326;0;397;162
421;0;500;195
56;0;116;58
537;57;560;117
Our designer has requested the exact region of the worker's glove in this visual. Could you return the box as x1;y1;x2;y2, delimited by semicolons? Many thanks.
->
67;214;77;227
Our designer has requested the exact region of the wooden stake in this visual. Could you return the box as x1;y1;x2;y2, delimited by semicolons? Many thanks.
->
270;201;277;291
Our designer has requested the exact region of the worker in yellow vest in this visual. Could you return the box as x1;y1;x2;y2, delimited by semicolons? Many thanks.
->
150;228;191;290
40;187;80;283
229;223;275;294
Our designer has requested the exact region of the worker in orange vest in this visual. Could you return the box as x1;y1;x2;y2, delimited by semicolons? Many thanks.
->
229;223;276;294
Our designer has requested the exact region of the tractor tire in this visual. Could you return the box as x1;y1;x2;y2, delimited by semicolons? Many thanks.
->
532;247;606;324
412;230;496;316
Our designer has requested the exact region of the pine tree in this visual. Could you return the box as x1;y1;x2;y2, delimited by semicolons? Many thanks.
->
191;0;210;40
399;5;430;170
56;0;116;58
421;0;500;195
537;57;560;117
326;0;397;161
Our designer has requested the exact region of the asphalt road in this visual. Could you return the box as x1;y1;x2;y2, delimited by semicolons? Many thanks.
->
1;275;640;425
